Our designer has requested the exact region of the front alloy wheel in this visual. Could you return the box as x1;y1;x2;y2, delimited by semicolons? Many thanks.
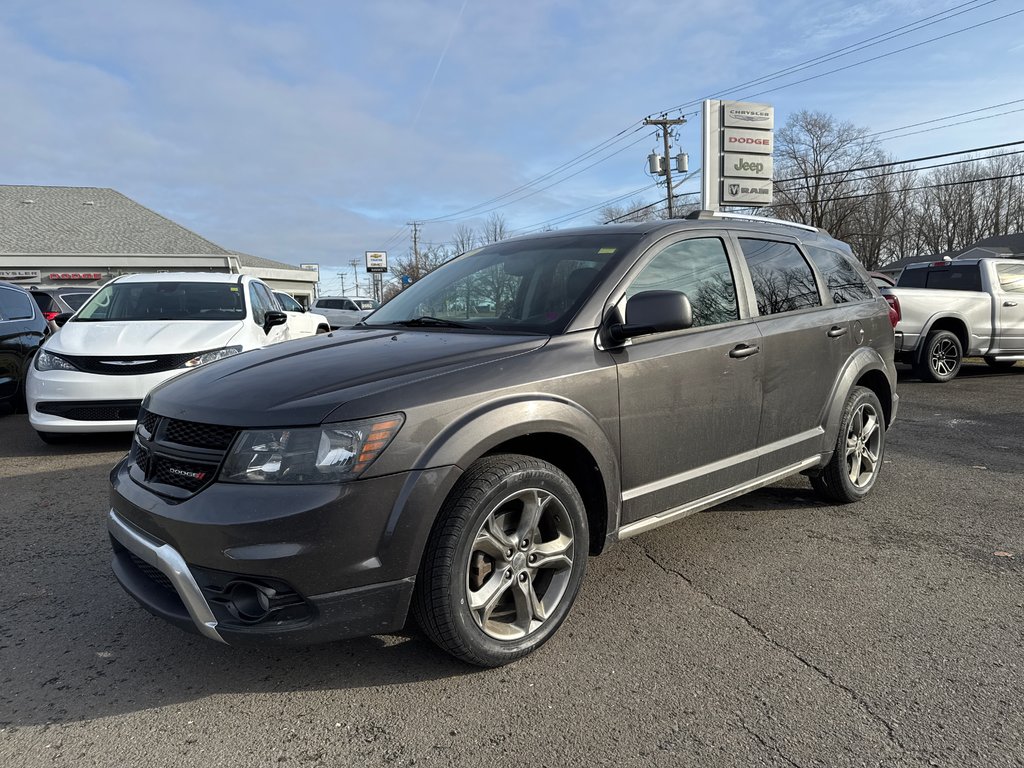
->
414;454;588;666
466;487;575;641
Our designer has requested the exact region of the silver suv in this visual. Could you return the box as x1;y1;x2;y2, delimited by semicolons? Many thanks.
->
108;213;898;666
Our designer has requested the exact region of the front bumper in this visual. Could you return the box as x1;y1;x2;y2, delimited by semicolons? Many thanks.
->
108;458;461;645
28;367;187;432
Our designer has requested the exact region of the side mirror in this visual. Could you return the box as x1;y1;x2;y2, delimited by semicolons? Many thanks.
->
263;310;288;333
53;312;73;327
608;290;692;343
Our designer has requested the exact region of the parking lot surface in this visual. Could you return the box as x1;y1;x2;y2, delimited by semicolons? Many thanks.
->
1;363;1022;767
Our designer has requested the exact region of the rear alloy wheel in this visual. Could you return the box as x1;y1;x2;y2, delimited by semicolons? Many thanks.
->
413;454;588;667
915;329;962;382
812;386;885;504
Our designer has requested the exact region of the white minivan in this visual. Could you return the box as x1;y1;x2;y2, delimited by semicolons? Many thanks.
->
27;272;317;442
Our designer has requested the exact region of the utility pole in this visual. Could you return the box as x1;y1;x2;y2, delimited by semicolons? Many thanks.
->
349;259;361;297
407;221;421;280
336;272;346;297
644;116;686;218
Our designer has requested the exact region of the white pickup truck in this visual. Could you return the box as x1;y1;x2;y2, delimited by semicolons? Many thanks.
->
880;257;1024;382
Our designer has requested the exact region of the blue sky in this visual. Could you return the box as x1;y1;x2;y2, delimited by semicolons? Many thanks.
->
2;0;1022;294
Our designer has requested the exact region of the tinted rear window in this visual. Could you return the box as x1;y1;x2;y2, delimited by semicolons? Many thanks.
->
0;286;36;321
898;265;982;291
60;292;93;310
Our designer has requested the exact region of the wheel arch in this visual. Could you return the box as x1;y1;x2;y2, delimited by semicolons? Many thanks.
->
414;395;620;555
918;313;969;358
819;347;895;454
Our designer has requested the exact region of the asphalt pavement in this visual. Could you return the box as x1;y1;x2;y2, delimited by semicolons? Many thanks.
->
1;362;1022;767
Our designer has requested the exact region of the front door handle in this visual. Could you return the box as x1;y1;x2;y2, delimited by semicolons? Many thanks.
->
729;343;760;359
827;325;848;338
1004;301;1018;307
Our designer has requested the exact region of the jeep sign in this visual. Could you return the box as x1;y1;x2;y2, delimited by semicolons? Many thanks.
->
723;153;773;179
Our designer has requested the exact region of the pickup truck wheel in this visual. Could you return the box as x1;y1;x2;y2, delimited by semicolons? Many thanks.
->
413;454;588;667
812;386;885;504
915;330;962;382
983;356;1017;370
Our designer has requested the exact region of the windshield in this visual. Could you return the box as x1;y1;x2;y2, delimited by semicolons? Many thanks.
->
60;292;94;310
364;233;640;333
74;281;246;322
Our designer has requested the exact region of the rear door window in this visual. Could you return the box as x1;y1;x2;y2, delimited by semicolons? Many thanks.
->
900;265;982;291
738;239;821;316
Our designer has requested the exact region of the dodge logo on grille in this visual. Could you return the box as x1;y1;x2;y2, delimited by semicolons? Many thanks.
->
168;467;206;481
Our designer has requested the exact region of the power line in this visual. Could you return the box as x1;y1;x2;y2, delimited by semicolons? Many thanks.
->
413;1;1007;228
773;148;1024;193
779;171;1024;206
772;139;1024;184
514;183;660;235
866;98;1024;138
875;107;1024;142
656;0;997;118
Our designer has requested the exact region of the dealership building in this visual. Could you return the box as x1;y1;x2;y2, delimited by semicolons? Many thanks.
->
0;185;318;305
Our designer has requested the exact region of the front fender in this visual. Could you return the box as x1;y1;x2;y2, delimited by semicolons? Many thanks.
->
413;393;622;543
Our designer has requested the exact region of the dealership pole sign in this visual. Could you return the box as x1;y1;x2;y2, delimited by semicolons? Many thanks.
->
365;251;388;274
701;100;774;210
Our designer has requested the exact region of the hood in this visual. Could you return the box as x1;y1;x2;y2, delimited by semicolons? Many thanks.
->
48;320;243;357
146;327;548;427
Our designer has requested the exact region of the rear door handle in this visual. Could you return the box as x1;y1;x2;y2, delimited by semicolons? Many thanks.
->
1004;301;1018;307
827;325;848;338
729;343;760;359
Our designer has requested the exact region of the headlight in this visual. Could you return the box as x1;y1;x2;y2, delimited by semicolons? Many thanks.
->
180;346;243;369
35;349;78;372
219;414;405;484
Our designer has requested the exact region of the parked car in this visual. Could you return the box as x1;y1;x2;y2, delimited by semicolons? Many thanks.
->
272;291;331;337
27;272;317;441
880;257;1024;381
311;295;379;328
870;271;896;288
27;286;96;332
107;213;898;666
0;281;49;411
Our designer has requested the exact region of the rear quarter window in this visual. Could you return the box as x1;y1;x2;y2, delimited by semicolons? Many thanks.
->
804;245;874;304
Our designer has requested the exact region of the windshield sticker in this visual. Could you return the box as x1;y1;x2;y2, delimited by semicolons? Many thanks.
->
598;248;617;254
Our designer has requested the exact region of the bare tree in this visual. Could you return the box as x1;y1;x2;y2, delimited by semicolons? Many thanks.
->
599;198;660;223
771;111;884;240
482;212;511;244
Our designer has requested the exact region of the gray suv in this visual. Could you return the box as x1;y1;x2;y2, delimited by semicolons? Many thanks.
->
107;213;898;666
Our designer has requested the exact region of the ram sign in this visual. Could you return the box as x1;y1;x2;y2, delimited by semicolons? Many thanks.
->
702;100;775;209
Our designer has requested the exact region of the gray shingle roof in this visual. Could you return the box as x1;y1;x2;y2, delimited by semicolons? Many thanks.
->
230;251;308;272
0;185;233;255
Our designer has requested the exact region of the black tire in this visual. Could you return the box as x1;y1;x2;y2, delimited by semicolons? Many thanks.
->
983;356;1017;370
812;386;885;504
413;454;589;667
36;431;67;445
914;329;962;383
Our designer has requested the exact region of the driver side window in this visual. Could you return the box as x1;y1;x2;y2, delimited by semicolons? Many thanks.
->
625;237;739;328
249;283;270;325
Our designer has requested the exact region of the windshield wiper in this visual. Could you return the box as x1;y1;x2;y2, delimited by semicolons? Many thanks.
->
394;316;482;329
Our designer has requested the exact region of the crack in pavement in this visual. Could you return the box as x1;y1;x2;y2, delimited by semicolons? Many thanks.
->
736;716;806;768
634;541;926;764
